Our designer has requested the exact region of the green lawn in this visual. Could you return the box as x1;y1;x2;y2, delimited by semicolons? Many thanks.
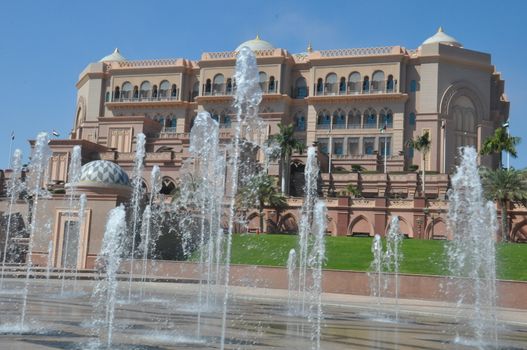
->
228;234;527;281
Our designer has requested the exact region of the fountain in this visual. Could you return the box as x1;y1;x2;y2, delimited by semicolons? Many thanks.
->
287;248;296;313
0;149;24;289
60;145;82;295
307;200;326;350
297;146;319;314
91;204;127;348
1;49;527;350
72;193;87;292
447;146;498;348
127;133;146;301
385;216;403;321
219;45;263;350
21;132;52;328
369;234;384;311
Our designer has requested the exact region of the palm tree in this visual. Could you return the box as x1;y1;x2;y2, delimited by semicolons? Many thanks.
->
407;131;431;197
481;168;527;241
268;123;305;195
480;127;520;168
239;173;287;233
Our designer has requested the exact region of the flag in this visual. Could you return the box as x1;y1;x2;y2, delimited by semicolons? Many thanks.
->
379;124;386;133
502;121;509;128
10;131;14;140
51;130;60;137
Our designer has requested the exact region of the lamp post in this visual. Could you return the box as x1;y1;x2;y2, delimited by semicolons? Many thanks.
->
503;120;510;170
380;124;387;173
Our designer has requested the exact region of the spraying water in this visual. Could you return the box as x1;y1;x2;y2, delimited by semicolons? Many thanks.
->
370;234;384;311
60;145;82;295
21;132;52;327
72;193;87;292
92;205;127;348
220;46;263;350
139;165;162;297
128;133;146;301
447;147;498;347
287;249;297;313
297;146;319;314
308;201;326;350
0;149;24;289
385;216;403;321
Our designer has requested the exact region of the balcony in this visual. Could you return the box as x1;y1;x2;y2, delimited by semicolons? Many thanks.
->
111;89;180;102
313;79;398;96
201;80;279;96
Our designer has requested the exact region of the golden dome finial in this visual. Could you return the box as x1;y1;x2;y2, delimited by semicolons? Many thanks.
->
438;26;443;33
255;34;260;40
307;41;313;53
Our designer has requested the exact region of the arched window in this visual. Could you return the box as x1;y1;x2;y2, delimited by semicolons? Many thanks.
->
133;85;139;99
363;108;377;128
114;86;120;100
386;75;394;92
160;177;176;195
204;79;212;95
213;74;224;95
349;72;361;93
339;77;346;94
140;81;151;98
409;112;416;126
316;78;324;95
211;110;220;123
363;76;370;92
152;85;158;98
169;117;177;129
294;111;306;131
122;82;132;99
347;109;361;128
226;78;233;94
159;80;170;98
192;81;200;100
332;109;346;129
269;76;276;92
325;73;337;94
410;80;417;92
371;71;384;92
259;72;268;92
295;77;307;98
379;108;393;128
453;96;477;149
221;112;232;128
317;110;331;129
171;84;178;98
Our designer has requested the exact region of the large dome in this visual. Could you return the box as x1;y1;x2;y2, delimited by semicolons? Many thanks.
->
235;35;275;51
79;160;130;187
422;27;462;48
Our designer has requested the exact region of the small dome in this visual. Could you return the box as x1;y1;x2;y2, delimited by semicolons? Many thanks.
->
79;160;130;187
99;48;126;62
235;35;275;51
422;27;462;48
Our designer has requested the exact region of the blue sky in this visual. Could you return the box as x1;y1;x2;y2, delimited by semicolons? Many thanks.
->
1;0;526;168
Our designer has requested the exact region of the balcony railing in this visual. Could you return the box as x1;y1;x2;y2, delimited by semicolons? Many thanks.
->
112;89;179;102
202;80;279;96
314;79;398;96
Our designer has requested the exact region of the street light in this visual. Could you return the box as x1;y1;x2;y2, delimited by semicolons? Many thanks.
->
503;121;510;170
380;124;387;173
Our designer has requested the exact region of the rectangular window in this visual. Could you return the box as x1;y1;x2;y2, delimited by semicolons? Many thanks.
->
348;137;359;155
363;137;375;155
379;136;391;157
317;138;329;154
333;138;344;155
